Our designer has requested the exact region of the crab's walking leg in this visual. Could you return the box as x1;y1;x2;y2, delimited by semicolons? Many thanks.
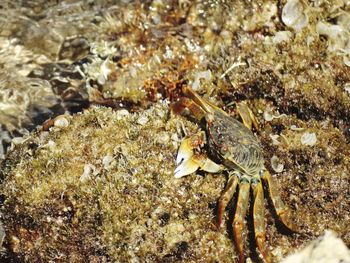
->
182;86;215;114
262;170;298;232
233;181;250;263
216;175;238;228
237;102;259;131
172;97;206;120
252;180;272;263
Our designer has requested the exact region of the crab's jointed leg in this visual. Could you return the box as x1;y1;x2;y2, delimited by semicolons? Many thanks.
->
252;179;272;263
262;170;298;232
172;97;206;120
182;86;232;117
182;86;216;114
233;181;250;263
216;175;239;228
237;101;259;131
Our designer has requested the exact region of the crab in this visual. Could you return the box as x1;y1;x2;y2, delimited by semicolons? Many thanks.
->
173;86;297;263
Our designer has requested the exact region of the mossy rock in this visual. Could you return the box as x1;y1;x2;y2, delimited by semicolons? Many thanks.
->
2;101;350;262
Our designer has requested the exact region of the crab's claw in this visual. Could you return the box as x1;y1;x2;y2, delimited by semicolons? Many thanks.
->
175;136;223;178
237;101;259;131
176;137;195;165
175;157;199;178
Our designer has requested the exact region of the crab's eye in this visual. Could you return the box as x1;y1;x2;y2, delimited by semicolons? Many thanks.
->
220;144;228;155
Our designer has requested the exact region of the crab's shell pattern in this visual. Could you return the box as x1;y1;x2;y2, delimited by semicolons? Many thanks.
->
206;110;264;176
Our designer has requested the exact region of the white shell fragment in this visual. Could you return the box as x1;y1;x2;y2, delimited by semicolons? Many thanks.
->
345;82;350;95
270;134;281;145
281;230;350;263
115;109;129;120
344;55;350;67
300;132;317;146
102;155;114;170
155;132;170;144
80;164;97;182
282;0;308;31
316;22;350;53
263;109;287;121
337;12;350;31
273;31;293;44
11;137;26;145
47;140;56;149
271;155;284;173
137;115;149;125
54;115;69;127
291;125;305;131
263;111;274;122
315;12;350;66
192;70;212;89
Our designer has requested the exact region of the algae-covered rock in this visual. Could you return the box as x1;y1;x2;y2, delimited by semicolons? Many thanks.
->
2;99;350;263
0;103;236;262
